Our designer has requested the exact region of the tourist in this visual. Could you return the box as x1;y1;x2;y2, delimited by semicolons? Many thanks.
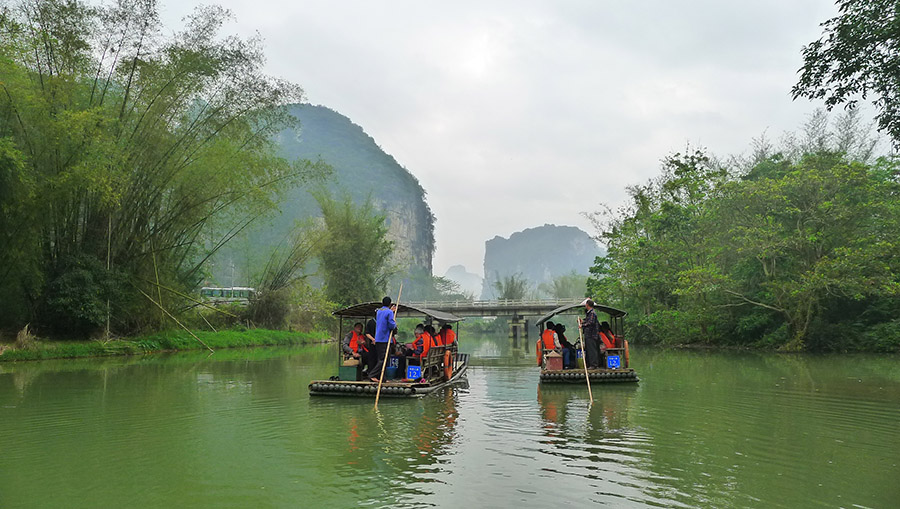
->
600;321;616;350
580;299;601;369
342;322;364;359
441;324;456;348
541;321;562;354
554;323;576;369
371;296;397;382
410;324;426;357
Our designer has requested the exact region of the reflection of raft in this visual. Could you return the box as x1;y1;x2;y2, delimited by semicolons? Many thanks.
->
309;353;469;398
540;367;638;384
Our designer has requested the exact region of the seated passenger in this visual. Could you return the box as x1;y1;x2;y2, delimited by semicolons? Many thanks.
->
441;324;457;348
408;324;426;359
342;322;372;377
541;321;561;357
599;321;616;350
554;323;576;369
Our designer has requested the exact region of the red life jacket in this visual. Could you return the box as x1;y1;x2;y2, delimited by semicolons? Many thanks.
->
349;331;366;352
433;333;444;347
445;330;456;345
599;331;615;349
541;329;556;350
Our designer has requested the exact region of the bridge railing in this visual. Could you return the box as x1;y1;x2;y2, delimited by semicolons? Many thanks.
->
405;298;581;310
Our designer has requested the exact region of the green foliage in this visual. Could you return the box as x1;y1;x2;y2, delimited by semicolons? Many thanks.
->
43;254;133;336
492;273;530;300
0;0;326;336
0;328;328;362
313;190;394;306
588;137;900;352
539;271;588;299
793;0;900;148
247;221;324;328
403;267;473;301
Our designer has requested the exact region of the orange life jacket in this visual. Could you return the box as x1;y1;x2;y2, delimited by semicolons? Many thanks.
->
445;330;456;345
599;331;615;349
433;333;444;347
349;331;364;352
421;332;433;358
541;328;556;350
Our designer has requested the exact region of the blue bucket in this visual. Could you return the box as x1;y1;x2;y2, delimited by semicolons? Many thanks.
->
385;366;398;379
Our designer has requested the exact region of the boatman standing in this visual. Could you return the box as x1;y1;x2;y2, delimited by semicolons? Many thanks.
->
371;296;397;382
580;299;601;369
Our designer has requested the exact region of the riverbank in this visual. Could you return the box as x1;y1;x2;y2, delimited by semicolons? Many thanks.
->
0;328;332;362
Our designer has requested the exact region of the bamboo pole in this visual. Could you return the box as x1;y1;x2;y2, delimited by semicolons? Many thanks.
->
138;277;239;318
136;286;214;353
375;284;403;409
577;317;593;403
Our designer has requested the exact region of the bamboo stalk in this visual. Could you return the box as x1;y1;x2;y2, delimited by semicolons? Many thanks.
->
138;277;238;318
375;284;403;409
136;286;214;353
577;317;593;403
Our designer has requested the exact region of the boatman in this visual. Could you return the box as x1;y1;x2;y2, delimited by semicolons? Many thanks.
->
371;296;397;382
580;299;601;369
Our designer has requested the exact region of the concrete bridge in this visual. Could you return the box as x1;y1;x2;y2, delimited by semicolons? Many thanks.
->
405;298;584;341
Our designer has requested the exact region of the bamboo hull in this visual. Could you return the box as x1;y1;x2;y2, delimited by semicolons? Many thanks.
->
309;354;469;397
540;368;638;383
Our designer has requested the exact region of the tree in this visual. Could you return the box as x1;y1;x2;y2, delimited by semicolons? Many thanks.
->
539;271;587;299
586;111;900;352
247;221;325;328
314;191;394;306
793;0;900;148
0;0;328;335
492;273;530;300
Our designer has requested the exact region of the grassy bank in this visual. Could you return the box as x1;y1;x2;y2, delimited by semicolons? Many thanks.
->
0;328;331;362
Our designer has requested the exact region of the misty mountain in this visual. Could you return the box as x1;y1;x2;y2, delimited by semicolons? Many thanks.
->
209;104;434;286
444;265;483;297
480;224;602;299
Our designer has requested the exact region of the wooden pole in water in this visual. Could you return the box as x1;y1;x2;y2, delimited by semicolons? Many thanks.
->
375;283;403;409
577;317;593;403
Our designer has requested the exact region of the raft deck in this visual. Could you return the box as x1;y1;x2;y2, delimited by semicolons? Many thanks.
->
540;367;638;383
309;353;469;397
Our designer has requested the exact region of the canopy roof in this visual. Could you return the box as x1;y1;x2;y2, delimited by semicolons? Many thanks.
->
535;302;626;327
333;302;462;322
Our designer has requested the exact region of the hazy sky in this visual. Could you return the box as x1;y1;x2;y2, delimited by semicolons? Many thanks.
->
162;0;840;277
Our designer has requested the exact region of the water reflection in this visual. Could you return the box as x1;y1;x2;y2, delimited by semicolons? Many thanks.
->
1;338;899;508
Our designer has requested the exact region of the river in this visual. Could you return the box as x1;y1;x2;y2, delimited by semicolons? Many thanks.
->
1;333;898;508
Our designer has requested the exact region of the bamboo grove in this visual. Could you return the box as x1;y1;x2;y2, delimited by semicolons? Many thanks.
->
0;0;328;335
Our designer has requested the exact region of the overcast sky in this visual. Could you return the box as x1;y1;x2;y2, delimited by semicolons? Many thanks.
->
163;0;840;277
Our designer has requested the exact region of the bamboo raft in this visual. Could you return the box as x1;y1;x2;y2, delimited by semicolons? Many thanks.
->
309;353;469;397
540;367;638;383
535;301;639;386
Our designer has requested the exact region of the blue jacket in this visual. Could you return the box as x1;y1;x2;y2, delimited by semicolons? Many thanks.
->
374;306;396;343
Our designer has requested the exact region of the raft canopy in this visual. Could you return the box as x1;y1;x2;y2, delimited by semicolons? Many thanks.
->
534;302;626;327
332;301;463;323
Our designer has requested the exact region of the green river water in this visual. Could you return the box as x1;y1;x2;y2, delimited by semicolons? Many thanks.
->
1;333;898;508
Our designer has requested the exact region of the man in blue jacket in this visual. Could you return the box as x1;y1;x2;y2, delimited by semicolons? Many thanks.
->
370;296;397;381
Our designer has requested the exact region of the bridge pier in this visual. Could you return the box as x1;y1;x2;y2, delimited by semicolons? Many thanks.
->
509;316;529;347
